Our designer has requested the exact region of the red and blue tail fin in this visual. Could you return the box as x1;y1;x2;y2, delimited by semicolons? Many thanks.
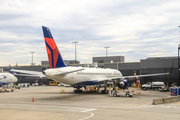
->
42;26;67;68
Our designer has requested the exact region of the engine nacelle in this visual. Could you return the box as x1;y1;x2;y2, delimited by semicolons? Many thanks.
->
117;79;129;89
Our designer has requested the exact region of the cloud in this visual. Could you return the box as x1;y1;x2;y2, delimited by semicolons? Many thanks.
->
0;0;180;66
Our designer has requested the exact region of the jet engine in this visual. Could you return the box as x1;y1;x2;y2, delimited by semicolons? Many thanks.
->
117;79;129;89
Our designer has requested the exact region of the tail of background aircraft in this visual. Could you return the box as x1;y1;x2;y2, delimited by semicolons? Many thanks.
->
9;65;15;75
42;26;67;68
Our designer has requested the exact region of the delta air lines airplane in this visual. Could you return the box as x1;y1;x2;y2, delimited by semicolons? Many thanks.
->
42;26;170;93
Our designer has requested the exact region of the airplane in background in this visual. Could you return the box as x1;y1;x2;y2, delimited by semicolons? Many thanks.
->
0;72;18;85
9;65;45;78
42;26;171;93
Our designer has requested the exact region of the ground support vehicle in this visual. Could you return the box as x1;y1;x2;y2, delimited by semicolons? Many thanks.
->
32;83;39;86
0;85;14;92
49;81;59;86
58;83;64;87
0;85;5;92
4;87;14;92
159;86;170;92
110;90;133;97
18;83;30;87
141;82;164;90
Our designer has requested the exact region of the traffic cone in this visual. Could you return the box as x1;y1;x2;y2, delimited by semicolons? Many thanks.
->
32;96;34;102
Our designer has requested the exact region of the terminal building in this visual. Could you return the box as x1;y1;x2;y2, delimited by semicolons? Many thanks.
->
103;57;177;85
0;56;179;86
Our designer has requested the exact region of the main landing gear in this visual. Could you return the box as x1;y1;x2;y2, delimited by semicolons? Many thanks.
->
74;88;83;93
101;90;109;94
101;81;109;94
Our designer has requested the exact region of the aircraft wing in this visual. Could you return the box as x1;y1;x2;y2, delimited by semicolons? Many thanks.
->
122;72;169;79
52;68;84;76
10;69;45;78
95;62;172;82
94;72;169;83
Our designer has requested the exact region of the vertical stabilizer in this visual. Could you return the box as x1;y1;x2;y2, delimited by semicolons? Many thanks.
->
9;65;15;74
42;26;67;68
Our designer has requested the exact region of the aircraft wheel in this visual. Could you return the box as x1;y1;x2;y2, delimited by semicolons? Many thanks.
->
101;90;105;94
113;93;117;97
79;90;82;93
74;90;77;93
74;89;82;93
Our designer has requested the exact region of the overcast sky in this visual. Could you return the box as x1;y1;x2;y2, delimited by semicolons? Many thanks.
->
0;0;180;66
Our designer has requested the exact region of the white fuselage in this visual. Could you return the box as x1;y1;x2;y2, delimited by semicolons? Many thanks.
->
0;73;18;84
44;67;123;85
10;69;45;78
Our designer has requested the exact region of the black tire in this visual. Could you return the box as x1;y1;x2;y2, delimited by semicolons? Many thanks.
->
142;87;147;90
74;90;82;93
74;90;77;93
101;90;105;94
113;93;117;97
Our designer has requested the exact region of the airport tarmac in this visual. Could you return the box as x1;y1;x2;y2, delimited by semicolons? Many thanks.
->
0;86;180;120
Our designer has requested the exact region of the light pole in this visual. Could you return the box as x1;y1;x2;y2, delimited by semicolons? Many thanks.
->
72;41;78;64
104;47;110;57
30;52;35;66
178;26;180;86
179;26;180;43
